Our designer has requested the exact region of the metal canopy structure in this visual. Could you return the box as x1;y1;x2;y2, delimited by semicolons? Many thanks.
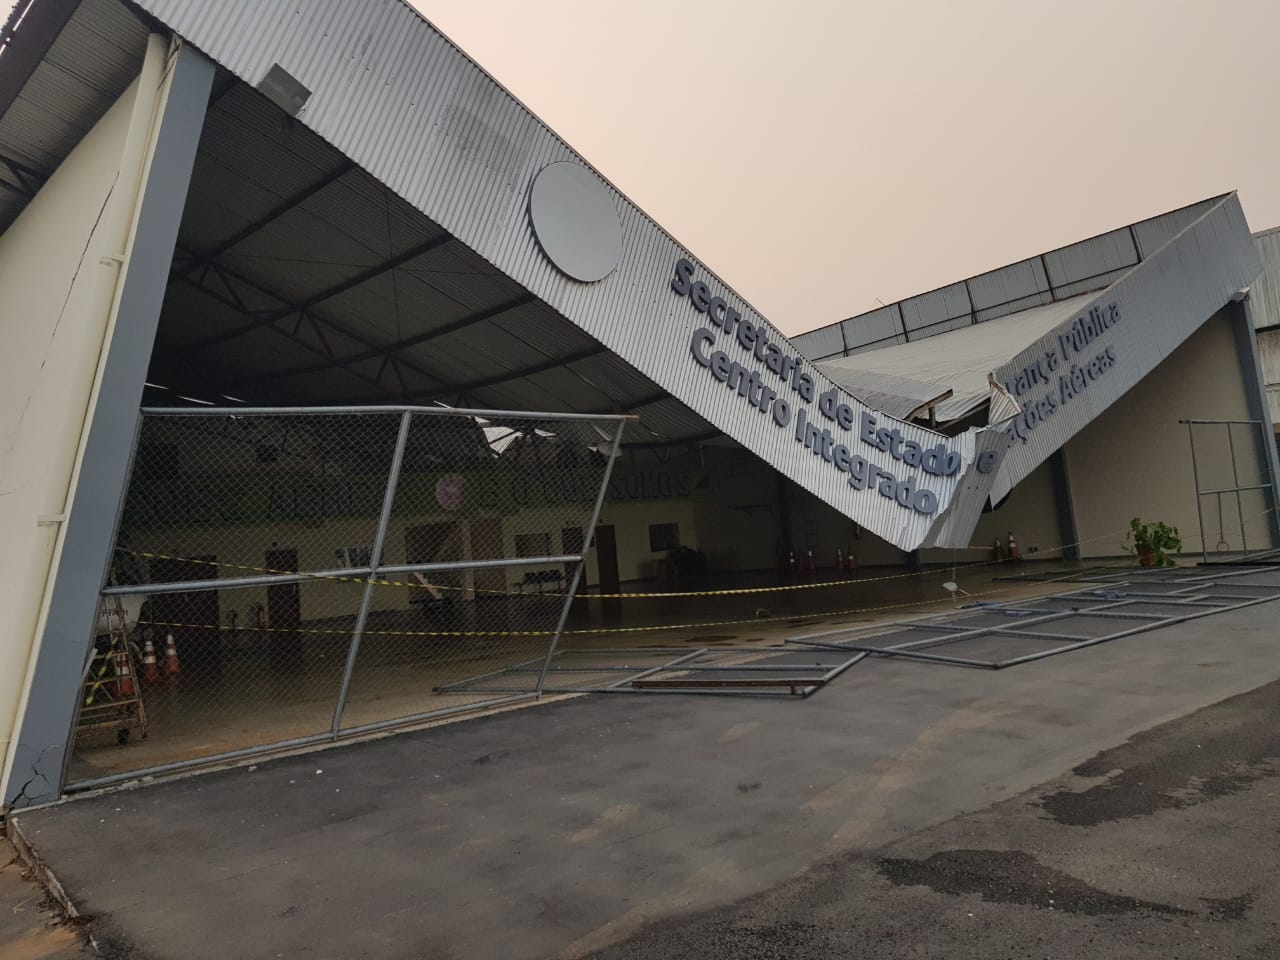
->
0;0;724;453
1;0;1033;562
153;78;724;451
8;0;1268;558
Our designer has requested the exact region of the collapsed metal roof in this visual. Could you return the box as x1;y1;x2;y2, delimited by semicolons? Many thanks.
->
0;0;722;451
0;0;1263;548
817;295;1094;426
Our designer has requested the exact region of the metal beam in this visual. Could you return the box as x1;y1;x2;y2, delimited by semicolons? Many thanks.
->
165;249;446;397
178;160;356;277
176;233;454;354
0;151;48;199
402;344;607;403
607;389;671;413
623;429;722;450
168;264;394;398
196;293;537;391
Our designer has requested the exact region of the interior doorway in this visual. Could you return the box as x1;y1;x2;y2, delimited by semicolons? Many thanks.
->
593;525;621;619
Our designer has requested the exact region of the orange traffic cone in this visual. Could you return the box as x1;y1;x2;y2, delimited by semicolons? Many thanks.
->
163;632;181;677
1007;530;1021;561
114;649;135;698
141;637;160;684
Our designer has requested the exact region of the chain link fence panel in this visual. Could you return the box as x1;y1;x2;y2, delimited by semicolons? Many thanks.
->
70;406;625;787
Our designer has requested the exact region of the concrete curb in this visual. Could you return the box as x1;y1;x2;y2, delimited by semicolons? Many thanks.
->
5;815;81;922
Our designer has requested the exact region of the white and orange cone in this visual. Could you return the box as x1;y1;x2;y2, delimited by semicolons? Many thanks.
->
114;649;135;698
141;637;160;684
163;632;181;678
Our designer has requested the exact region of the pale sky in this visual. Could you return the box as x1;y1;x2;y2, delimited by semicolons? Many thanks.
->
7;0;1278;335
411;0;1280;334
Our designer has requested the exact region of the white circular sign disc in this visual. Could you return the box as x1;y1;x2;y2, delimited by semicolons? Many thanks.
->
529;161;622;283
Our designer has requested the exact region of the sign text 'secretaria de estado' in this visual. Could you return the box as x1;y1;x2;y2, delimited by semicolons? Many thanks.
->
670;258;996;516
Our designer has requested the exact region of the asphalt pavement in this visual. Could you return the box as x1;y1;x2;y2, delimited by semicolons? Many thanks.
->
8;594;1280;959
588;675;1280;959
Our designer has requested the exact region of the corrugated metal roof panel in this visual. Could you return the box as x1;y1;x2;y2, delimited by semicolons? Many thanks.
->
794;324;844;361
837;305;904;352
0;0;145;184
795;198;1233;357
1132;197;1221;258
571;353;661;408
1044;268;1129;302
966;259;1051;319
975;290;1053;324
1250;229;1280;332
1042;228;1138;291
819;295;1094;424
0;88;86;169
814;366;952;421
899;282;970;334
627;397;712;441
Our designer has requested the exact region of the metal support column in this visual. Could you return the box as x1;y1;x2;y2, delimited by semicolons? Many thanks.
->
330;411;413;735
535;419;626;694
1185;420;1209;563
1232;296;1280;547
1048;449;1080;562
5;41;215;808
1226;423;1247;554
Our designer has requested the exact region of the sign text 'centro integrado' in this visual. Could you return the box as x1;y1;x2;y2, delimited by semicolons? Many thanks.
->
670;258;999;516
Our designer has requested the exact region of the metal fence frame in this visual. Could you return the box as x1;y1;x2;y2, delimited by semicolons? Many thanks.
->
787;565;1280;669
1181;418;1280;561
72;404;630;792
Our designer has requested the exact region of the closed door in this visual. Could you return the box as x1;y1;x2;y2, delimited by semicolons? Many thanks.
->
593;525;621;619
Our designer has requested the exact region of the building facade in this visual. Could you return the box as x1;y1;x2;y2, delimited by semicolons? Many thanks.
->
0;0;1275;806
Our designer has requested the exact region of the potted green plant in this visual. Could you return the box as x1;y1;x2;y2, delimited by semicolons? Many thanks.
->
1125;517;1182;568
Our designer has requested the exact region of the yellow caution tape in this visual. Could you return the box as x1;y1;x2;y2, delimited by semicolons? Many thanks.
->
122;505;1276;603
133;568;1078;641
